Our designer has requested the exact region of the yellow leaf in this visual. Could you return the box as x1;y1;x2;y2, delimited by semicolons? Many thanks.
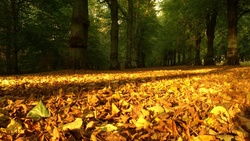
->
112;93;121;99
204;117;215;126
228;104;241;117
58;88;63;95
198;87;209;93
67;97;73;103
99;124;118;132
88;94;99;105
132;116;151;129
90;133;98;141
190;135;216;141
85;111;95;118
140;109;150;117
123;105;133;113
52;126;60;141
86;121;96;130
210;106;229;119
246;93;250;105
6;119;23;134
119;99;129;107
204;106;229;126
147;104;165;115
216;135;235;141
62;118;82;131
154;117;161;122
112;103;120;115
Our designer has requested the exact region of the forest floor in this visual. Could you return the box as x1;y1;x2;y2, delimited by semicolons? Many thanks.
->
0;66;250;141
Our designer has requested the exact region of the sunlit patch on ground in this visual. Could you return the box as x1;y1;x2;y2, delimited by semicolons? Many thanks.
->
0;66;250;140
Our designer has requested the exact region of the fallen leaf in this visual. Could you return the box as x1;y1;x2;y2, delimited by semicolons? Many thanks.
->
62;118;83;131
147;104;165;115
51;126;60;141
190;135;216;141
99;124;118;132
27;100;50;120
131;116;151;130
6;119;23;134
86;121;96;130
112;103;120;115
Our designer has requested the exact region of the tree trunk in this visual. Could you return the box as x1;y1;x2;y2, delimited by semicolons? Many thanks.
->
177;52;181;65
205;9;218;65
173;50;176;65
5;25;12;73
109;0;119;70
182;51;186;65
10;0;20;73
225;0;240;65
69;0;89;70
125;0;133;68
194;33;202;66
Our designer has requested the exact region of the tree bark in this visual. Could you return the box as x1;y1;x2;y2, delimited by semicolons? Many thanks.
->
194;33;202;66
205;9;218;65
109;0;119;70
177;52;181;65
125;0;133;69
225;0;240;65
10;0;20;73
69;0;89;70
182;51;186;65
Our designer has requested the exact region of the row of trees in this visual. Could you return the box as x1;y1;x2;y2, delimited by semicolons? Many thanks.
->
0;0;250;73
158;0;250;66
71;0;250;70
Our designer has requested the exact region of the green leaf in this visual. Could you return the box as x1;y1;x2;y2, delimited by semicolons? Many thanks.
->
27;100;50;120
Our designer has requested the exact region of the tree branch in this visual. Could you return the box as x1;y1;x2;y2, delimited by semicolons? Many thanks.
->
238;9;250;20
118;3;127;19
101;0;127;19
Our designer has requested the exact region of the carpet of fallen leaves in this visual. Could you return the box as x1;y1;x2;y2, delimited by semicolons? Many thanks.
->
1;66;250;141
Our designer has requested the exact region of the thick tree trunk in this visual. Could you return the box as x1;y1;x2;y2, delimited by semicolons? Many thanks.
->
225;0;240;65
133;0;140;68
125;0;133;68
70;0;89;70
5;24;12;73
109;0;119;70
194;33;202;66
10;0;20;73
205;9;218;65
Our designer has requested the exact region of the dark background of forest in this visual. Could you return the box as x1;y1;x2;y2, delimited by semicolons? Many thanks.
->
0;0;250;74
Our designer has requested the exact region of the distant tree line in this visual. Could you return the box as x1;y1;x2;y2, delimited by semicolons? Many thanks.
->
0;0;250;74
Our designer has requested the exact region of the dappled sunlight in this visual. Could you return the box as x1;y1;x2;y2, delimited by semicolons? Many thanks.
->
0;66;219;89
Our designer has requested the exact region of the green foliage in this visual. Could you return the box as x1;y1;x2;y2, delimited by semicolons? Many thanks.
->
238;14;250;61
0;0;250;73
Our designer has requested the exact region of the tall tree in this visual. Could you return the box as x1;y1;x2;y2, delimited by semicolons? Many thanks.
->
106;0;119;70
194;33;202;65
225;0;239;65
125;0;133;68
205;7;218;65
225;0;250;65
70;0;89;70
